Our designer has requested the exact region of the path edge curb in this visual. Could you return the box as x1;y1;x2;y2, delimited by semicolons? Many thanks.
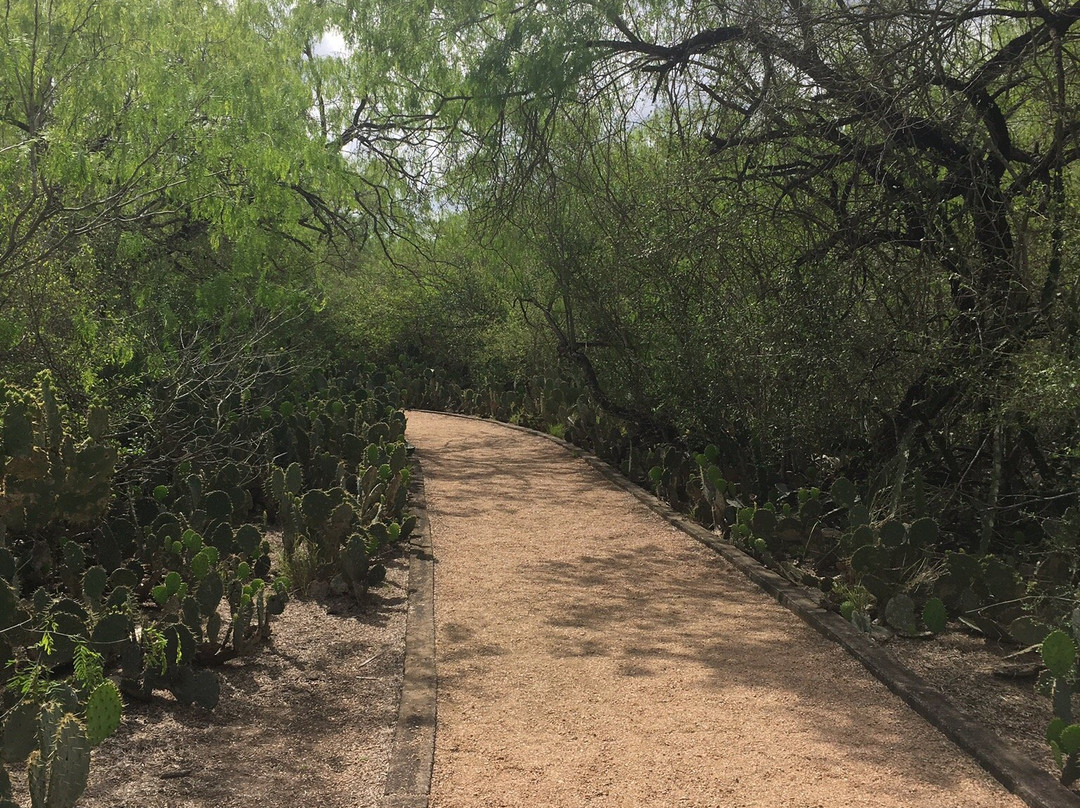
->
381;457;435;808
409;408;1080;808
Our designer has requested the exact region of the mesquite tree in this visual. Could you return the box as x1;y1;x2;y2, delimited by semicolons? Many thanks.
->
585;0;1080;540
413;0;1080;543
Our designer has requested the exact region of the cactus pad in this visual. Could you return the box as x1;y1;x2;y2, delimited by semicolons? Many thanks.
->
878;520;906;548
190;551;210;580
301;489;334;525
28;713;90;808
84;681;122;746
847;504;870;527
907;517;938;547
830;476;856;508
82;566;108;602
1009;616;1052;647
367;422;390;444
1043;630;1078;678
750;508;777;538
340;535;369;595
91;612;133;652
982;556;1021;602
164;571;182;597
1061;725;1080;756
884;593;918;635
922;597;947;634
849;544;887;575
284;462;303;496
197;571;224;615
171;667;220;710
2;700;37;763
270;466;285;504
207;521;234;554
207;610;223;645
61;542;86;573
234;524;262;557
389;444;407;474
1;403;33;455
851;524;875;547
204;490;233;522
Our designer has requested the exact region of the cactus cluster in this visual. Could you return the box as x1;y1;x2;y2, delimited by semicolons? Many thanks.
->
268;416;416;599
0;370;416;801
0;684;123;808
0;376;116;552
242;371;417;600
819;476;1026;637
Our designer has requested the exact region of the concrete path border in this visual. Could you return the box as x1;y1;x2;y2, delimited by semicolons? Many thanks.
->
381;460;436;808
406;409;1080;808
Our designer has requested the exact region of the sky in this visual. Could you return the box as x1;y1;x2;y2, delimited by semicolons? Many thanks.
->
312;27;348;57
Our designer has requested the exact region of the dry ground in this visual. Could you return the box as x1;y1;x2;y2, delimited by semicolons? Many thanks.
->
891;630;1063;783
70;542;409;808
408;411;1030;808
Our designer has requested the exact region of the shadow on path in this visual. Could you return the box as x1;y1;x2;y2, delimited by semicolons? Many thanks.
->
408;411;1025;808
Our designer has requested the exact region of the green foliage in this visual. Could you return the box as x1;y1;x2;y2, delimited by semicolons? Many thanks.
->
84;681;122;747
27;712;90;808
1041;629;1080;784
0;375;117;535
1042;631;1077;679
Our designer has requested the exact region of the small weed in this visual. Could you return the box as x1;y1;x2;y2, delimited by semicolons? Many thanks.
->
280;542;322;596
831;581;872;618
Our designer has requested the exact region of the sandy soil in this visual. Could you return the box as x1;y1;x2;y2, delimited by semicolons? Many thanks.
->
407;411;1027;808
70;541;410;808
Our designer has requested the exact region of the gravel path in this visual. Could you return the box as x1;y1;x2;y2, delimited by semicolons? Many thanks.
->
407;411;1026;808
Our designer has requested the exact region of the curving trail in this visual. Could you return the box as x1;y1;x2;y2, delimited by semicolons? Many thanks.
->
406;411;1024;808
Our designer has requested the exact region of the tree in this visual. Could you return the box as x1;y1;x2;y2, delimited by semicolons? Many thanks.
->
0;0;463;396
411;0;1080;541
576;0;1080;538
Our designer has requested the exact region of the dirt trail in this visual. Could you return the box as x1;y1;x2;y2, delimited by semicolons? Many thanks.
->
406;411;1025;808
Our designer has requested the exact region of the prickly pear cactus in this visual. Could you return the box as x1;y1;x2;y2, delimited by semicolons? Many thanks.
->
27;712;90;808
340;534;370;599
2;701;38;764
84;681;123;746
1041;628;1080;785
0;377;117;533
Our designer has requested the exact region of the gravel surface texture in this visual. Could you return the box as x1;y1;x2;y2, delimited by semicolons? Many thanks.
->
407;411;1027;808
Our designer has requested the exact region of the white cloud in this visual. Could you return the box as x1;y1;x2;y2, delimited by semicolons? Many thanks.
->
311;27;348;58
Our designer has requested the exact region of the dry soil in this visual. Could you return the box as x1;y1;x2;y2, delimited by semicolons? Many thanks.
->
73;541;410;808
